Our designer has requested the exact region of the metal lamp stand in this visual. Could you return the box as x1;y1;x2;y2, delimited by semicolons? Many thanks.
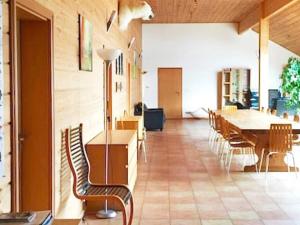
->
96;48;121;219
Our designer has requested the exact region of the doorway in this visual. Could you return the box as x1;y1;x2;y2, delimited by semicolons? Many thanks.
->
127;62;131;114
158;68;182;119
11;0;53;212
107;65;113;130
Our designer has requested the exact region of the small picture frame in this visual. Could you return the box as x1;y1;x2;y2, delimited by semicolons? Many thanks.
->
119;82;123;91
115;82;123;92
115;82;118;92
115;53;124;75
79;15;93;71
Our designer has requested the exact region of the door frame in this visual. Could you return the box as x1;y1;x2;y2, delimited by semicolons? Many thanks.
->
127;62;131;115
9;0;54;212
157;67;183;119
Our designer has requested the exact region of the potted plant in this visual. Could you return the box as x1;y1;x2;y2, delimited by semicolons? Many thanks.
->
280;57;300;112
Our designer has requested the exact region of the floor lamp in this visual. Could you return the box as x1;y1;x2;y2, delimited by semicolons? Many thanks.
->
96;48;121;219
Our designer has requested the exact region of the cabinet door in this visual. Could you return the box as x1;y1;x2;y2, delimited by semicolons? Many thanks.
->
110;146;128;184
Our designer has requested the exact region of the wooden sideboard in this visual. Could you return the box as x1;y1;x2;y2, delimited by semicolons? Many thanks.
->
85;130;137;211
116;115;144;141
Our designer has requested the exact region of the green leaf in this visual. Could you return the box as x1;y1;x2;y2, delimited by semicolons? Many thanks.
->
280;57;300;110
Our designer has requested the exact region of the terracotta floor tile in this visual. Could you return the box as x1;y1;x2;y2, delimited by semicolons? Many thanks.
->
279;204;300;219
171;219;202;225
262;220;297;225
169;181;193;192
169;191;196;204
222;197;253;211
201;219;234;225
139;219;170;225
227;211;259;220
197;203;229;219
232;220;264;225
141;203;170;219
144;191;169;204
170;203;199;219
256;210;289;220
215;186;243;197
250;203;281;211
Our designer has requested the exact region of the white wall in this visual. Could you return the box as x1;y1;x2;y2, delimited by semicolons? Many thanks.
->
142;23;297;117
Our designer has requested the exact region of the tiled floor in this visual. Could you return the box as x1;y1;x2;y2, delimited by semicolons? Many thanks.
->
85;120;300;225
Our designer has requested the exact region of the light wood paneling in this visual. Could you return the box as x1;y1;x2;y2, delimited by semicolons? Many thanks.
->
0;0;12;214
1;0;142;217
239;0;298;34
253;1;300;56
145;0;263;23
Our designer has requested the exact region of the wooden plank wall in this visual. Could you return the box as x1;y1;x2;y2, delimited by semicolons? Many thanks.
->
0;0;11;214
0;0;142;217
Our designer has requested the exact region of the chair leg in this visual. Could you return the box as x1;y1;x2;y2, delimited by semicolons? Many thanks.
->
216;136;222;155
289;152;298;178
210;130;215;147
223;143;231;167
224;144;231;167
209;130;213;148
220;139;228;161
227;149;234;173
211;130;217;150
218;139;225;160
287;154;290;173
128;196;134;225
265;153;271;178
142;140;147;163
210;132;215;149
213;133;220;152
121;201;128;225
208;127;212;144
81;200;87;224
242;148;246;167
251;148;258;172
210;128;214;146
259;148;265;173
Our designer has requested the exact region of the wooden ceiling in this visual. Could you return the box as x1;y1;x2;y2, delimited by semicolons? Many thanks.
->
144;0;300;56
144;0;263;23
253;1;300;56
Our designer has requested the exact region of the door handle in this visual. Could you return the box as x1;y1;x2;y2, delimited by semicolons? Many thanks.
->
19;135;25;142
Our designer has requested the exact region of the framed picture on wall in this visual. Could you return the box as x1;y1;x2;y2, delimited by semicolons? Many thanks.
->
132;51;138;79
115;53;124;75
79;15;93;71
120;53;124;75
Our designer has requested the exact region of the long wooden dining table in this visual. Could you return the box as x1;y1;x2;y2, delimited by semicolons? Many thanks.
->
216;109;300;172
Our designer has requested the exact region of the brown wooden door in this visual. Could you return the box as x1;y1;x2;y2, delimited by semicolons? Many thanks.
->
158;68;182;119
19;20;52;211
